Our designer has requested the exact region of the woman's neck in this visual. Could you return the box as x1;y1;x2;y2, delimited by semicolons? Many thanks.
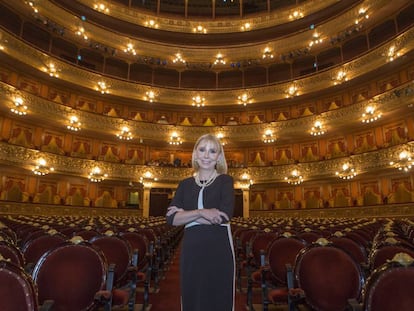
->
197;169;215;180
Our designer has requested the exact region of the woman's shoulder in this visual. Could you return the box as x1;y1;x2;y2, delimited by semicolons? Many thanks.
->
179;176;195;186
217;173;233;182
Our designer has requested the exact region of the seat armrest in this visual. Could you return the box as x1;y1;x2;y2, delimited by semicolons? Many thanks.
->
286;264;294;289
347;298;363;311
39;299;54;311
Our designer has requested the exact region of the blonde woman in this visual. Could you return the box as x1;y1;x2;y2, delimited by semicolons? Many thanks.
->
166;133;235;311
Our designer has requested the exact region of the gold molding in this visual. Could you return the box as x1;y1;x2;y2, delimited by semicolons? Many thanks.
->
1;26;414;106
0;141;412;185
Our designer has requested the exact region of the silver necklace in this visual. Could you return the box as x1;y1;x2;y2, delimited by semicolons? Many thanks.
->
194;170;218;188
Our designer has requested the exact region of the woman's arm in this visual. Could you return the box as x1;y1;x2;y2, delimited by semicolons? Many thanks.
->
217;175;235;221
167;206;229;226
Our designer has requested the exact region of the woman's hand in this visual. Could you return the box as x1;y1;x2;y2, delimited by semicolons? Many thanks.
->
166;205;184;217
200;208;229;224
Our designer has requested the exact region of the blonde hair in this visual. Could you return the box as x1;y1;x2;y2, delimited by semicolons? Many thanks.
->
191;134;228;174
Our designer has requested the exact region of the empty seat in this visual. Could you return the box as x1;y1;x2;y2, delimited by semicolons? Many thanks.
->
0;257;52;311
32;238;109;311
290;238;365;311
349;252;414;311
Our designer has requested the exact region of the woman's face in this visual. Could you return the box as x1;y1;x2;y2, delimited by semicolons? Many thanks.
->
195;139;220;171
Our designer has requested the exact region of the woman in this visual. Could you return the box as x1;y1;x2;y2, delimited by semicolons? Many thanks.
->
166;133;235;311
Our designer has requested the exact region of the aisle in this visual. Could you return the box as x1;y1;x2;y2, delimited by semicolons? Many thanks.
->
149;246;248;311
150;249;181;311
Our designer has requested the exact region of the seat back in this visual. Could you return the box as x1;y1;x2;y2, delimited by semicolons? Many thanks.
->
73;229;101;241
22;234;66;268
369;245;414;271
268;236;306;285
297;231;321;244
0;241;25;267
330;236;368;265
90;235;131;285
119;231;149;270
363;253;414;311
32;241;107;311
294;242;364;311
0;227;18;244
0;259;38;311
250;232;278;267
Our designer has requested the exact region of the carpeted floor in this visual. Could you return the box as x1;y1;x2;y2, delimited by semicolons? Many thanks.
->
147;246;250;311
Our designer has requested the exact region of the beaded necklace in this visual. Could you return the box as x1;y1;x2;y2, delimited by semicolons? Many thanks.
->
194;169;218;188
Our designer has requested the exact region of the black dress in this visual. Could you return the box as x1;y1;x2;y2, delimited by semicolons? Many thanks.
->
166;174;235;311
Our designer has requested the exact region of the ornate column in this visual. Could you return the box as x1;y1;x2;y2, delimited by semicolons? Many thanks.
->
237;171;253;219
142;186;151;218
242;188;250;219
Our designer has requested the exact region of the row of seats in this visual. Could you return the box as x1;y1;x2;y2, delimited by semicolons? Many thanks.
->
230;216;414;311
0;215;183;311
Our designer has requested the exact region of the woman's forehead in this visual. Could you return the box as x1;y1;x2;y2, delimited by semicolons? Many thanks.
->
197;139;219;150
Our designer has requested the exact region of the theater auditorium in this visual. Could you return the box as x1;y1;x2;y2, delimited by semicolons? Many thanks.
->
0;0;414;310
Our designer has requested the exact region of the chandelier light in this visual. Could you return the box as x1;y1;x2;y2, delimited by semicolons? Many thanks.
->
32;158;54;176
310;121;325;136
333;70;348;85
140;171;158;188
361;105;381;123
238;172;253;189
116;126;133;140
262;47;274;59
172;53;186;64
192;95;205;107
284;169;303;185
285;83;299;98
240;22;251;31
25;0;39;13
169;132;182;145
67;115;81;131
10;97;27;115
93;3;109;13
144;90;157;102
308;31;323;47
88;166;108;182
385;45;401;62
389;150;414;172
123;43;137;56
96;81;109;94
262;129;275;143
216;132;226;146
289;10;304;20
144;19;159;29
193;25;207;34
355;7;369;25
43;62;59;78
75;25;88;40
237;93;251;106
335;163;356;179
213;53;226;65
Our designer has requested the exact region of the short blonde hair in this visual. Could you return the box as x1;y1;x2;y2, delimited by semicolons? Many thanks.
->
191;134;228;174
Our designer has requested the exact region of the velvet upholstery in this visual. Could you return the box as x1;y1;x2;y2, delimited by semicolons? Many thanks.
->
363;257;414;311
330;237;368;265
90;235;131;285
0;260;40;311
369;245;414;271
22;234;66;269
32;241;107;311
0;241;25;266
293;244;364;311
